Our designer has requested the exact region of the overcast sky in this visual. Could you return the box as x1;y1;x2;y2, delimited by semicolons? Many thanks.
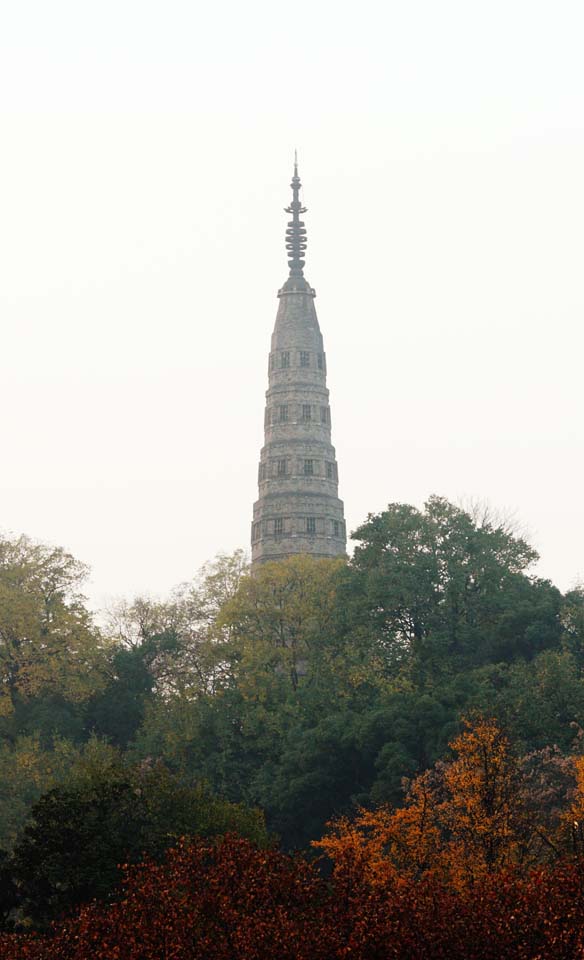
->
1;0;582;608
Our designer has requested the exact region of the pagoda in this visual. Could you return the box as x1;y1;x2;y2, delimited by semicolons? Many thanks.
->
251;160;346;565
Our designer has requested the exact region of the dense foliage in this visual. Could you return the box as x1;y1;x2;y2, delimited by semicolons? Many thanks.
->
9;748;267;927
1;496;584;936
314;716;584;887
1;834;584;959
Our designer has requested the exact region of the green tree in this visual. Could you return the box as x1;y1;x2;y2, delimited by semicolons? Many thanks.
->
85;644;156;747
562;586;584;667
11;747;268;927
0;851;17;931
89;551;249;748
348;496;561;681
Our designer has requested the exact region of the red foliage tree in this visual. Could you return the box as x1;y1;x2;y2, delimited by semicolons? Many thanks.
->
0;836;331;960
2;836;584;959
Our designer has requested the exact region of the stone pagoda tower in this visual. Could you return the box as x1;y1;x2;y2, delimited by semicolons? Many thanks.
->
251;161;346;565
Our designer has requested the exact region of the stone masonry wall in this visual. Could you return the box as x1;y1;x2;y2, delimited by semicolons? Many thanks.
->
251;275;346;566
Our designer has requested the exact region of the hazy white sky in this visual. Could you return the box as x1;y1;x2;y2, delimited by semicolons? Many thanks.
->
1;0;582;608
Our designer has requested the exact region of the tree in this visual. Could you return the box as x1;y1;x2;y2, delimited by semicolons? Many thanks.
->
519;744;577;859
10;747;268;926
0;852;17;932
218;554;346;691
562;586;584;667
0;535;104;718
5;837;584;959
86;552;249;747
561;751;584;857
0;734;82;852
84;642;158;747
365;691;454;805
316;716;534;890
437;716;527;883
347;496;561;680
315;767;443;887
2;837;332;960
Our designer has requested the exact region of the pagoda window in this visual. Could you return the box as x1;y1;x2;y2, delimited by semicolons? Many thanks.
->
279;405;288;422
306;517;316;535
281;351;290;368
274;518;284;536
277;458;287;476
303;459;314;476
300;351;310;367
302;404;312;421
333;520;340;537
326;461;334;480
320;406;330;425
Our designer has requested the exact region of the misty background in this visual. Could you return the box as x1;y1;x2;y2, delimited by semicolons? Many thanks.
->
1;0;582;608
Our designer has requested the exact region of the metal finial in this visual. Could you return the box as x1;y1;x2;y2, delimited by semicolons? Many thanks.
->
284;156;307;278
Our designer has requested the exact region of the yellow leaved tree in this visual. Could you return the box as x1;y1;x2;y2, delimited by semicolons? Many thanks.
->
315;716;532;890
0;534;105;717
217;554;346;694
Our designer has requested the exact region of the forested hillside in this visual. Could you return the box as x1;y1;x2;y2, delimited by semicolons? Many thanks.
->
1;496;583;935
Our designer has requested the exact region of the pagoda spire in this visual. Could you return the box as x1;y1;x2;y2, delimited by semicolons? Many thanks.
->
284;152;308;278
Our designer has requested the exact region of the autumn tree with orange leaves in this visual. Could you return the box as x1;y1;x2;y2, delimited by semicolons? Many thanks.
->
316;716;537;889
562;753;584;858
